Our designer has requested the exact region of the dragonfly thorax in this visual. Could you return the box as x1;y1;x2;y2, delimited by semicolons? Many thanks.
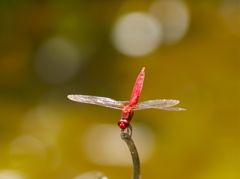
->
117;107;134;130
121;107;134;121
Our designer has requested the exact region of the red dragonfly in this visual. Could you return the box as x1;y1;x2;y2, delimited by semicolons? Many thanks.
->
68;67;186;135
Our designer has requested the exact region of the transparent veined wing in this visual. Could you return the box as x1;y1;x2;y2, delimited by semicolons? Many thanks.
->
154;107;186;111
67;95;128;110
135;99;186;111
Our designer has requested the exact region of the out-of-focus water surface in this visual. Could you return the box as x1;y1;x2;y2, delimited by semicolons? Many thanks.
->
0;0;239;179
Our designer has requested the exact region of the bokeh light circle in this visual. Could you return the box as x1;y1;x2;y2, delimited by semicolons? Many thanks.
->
149;0;190;44
81;123;155;166
35;37;81;84
73;171;108;179
111;12;162;57
0;170;26;179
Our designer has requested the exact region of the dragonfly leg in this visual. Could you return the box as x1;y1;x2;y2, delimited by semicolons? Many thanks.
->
127;124;132;137
120;124;132;137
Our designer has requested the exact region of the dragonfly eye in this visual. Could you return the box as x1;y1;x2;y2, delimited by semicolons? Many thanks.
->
118;119;130;129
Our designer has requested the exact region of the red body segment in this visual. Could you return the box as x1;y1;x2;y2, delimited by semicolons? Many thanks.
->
117;106;135;129
117;67;145;130
129;67;145;107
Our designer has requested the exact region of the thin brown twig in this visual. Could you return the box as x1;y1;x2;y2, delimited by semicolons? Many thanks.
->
120;132;141;179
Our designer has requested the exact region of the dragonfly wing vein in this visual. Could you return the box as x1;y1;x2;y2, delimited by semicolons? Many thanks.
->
157;107;186;111
67;95;126;110
135;99;181;110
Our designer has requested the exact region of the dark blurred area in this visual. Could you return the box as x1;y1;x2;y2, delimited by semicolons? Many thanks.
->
0;0;239;179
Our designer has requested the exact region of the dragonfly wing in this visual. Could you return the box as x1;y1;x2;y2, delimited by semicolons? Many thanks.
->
135;99;186;111
156;107;186;111
68;95;127;110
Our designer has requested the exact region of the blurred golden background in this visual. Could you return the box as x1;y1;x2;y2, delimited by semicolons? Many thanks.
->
0;0;239;179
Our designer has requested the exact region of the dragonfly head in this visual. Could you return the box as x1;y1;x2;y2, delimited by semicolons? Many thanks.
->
118;119;130;130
